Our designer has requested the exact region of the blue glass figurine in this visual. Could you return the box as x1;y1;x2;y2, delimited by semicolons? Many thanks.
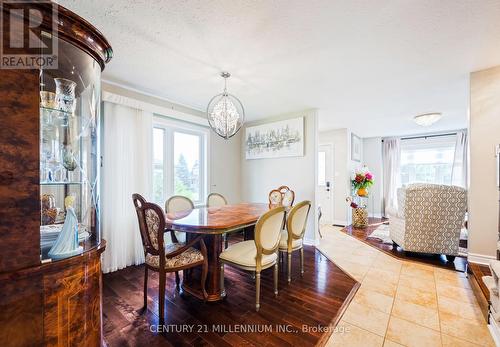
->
48;195;83;259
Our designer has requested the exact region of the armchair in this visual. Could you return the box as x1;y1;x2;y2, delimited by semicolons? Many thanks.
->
388;183;467;259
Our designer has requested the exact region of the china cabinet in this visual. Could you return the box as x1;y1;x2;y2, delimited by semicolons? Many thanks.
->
0;2;112;346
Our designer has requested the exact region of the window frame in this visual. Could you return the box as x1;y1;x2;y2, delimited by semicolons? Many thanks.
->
399;134;456;187
153;115;210;206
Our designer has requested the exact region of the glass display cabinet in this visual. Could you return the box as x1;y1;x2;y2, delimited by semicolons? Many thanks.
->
39;37;102;261
0;3;112;346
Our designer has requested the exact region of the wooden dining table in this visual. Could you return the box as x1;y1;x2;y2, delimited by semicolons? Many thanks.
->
165;202;271;302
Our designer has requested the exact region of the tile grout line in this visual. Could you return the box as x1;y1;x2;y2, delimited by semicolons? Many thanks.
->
384;256;402;345
321;226;487;346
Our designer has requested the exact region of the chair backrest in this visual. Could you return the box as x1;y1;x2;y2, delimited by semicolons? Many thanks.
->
402;183;467;253
287;200;312;240
206;193;227;207
165;195;194;213
280;186;295;207
132;194;165;257
254;207;286;271
268;185;295;208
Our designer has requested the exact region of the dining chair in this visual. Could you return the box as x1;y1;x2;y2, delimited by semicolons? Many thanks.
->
268;185;295;208
132;194;208;325
206;193;234;248
206;192;227;207
220;206;286;312
279;200;311;283
165;195;194;243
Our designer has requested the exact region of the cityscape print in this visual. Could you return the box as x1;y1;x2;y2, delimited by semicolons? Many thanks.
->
245;117;304;159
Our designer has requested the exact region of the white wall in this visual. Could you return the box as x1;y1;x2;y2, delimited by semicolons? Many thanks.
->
363;137;384;217
210;134;242;203
468;66;500;264
102;82;242;204
241;109;319;244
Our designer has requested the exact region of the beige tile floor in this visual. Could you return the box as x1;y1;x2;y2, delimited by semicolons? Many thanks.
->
319;225;494;347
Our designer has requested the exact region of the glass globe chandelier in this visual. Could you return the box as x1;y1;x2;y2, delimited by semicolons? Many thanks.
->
206;72;245;139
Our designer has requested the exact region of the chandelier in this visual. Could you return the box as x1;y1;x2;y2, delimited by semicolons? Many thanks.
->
206;72;245;139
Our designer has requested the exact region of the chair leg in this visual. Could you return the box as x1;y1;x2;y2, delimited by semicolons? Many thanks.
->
300;248;304;277
175;271;180;291
274;263;278;297
201;260;208;300
143;266;148;312
224;234;228;249
287;252;292;283
159;271;166;326
255;272;261;312
220;263;225;295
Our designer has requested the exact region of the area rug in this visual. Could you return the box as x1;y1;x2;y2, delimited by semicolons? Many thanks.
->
366;224;393;244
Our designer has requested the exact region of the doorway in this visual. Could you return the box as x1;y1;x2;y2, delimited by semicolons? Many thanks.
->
317;143;334;224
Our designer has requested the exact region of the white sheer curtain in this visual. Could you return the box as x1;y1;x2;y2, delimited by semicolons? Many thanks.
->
101;102;152;273
382;137;401;217
451;130;468;188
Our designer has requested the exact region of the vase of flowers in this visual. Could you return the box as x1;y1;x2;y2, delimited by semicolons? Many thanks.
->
351;167;374;197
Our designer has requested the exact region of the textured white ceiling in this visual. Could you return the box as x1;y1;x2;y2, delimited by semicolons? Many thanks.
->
58;0;500;137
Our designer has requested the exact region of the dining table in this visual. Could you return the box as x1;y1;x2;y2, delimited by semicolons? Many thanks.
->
165;202;271;302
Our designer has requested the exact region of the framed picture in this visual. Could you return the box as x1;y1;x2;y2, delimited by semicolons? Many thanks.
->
245;117;304;160
351;133;361;162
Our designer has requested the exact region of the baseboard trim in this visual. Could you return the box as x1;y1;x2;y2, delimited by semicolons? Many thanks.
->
304;238;319;247
468;253;496;265
488;313;500;347
332;220;348;227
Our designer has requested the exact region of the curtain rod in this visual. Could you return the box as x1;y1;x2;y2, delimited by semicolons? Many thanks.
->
401;132;457;141
381;131;463;142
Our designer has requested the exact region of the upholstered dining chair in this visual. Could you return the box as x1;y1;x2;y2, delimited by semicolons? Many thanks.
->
220;206;286;311
279;200;311;283
206;192;227;207
165;195;194;243
268;185;295;208
132;194;208;325
206;193;235;248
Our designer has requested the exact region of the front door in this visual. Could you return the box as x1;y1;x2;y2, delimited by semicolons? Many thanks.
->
317;144;334;224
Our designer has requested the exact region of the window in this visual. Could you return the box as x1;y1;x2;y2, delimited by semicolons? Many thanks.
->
152;116;208;206
400;135;456;186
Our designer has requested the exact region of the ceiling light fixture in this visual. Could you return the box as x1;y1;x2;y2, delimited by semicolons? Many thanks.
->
413;113;442;127
206;72;245;139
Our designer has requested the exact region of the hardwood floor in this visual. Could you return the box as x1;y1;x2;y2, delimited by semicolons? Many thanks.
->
102;244;359;347
339;218;468;272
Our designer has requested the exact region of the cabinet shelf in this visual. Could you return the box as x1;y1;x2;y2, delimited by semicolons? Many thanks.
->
40;106;73;116
40;181;83;186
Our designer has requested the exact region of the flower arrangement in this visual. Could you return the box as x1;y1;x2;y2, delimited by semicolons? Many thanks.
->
351;166;374;197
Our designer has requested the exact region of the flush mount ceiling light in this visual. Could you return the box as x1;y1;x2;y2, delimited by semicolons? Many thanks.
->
413;113;442;127
206;72;245;139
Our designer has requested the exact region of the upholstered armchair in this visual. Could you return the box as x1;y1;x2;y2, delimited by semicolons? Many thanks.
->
388;183;467;259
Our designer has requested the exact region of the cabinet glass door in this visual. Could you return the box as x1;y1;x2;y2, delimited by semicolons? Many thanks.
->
39;38;101;261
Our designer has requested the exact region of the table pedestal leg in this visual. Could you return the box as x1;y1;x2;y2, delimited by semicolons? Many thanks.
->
182;233;225;302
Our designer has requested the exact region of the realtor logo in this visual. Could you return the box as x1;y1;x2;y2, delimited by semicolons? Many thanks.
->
1;0;58;69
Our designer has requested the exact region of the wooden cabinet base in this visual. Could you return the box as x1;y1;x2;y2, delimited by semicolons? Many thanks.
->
0;242;106;347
